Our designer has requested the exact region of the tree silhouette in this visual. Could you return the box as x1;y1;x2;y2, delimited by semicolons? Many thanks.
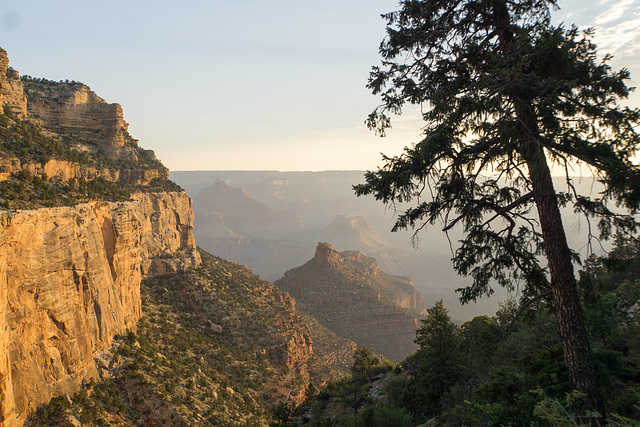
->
355;0;640;421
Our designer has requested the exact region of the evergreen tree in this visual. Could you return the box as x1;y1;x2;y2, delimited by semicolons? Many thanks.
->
351;346;380;378
355;0;640;421
407;300;461;418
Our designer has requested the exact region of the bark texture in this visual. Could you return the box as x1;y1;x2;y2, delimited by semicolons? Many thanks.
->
523;141;605;422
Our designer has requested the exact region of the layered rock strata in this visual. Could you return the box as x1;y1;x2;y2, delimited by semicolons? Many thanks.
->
0;48;27;118
0;48;168;186
275;243;421;361
0;191;199;426
255;292;314;375
0;157;166;185
23;80;146;163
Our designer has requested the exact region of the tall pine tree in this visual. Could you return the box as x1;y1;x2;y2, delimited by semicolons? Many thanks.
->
355;0;640;421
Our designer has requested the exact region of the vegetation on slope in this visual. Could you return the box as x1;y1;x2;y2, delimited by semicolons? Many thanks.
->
26;249;351;427
0;108;181;209
22;238;640;426
291;236;640;426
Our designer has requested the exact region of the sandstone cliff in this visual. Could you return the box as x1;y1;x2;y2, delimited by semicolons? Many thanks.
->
0;192;199;426
23;78;146;163
0;48;27;118
0;47;203;426
0;48;170;196
275;242;422;361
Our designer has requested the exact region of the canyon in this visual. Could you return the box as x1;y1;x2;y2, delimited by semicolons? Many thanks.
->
0;46;358;426
173;170;609;323
174;171;489;321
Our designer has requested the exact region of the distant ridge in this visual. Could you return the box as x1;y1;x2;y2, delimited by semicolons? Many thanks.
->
194;179;308;238
275;242;423;361
315;215;394;254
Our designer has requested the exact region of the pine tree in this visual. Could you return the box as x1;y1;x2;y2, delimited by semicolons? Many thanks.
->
409;300;461;418
355;0;640;421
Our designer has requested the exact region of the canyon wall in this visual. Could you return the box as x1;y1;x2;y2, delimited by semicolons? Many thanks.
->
0;48;27;118
275;243;420;361
0;48;168;187
0;191;199;426
0;157;166;186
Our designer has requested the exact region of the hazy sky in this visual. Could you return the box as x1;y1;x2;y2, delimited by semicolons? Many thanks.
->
1;0;639;172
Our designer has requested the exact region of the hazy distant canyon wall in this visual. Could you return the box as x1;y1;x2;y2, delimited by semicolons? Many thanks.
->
0;191;199;426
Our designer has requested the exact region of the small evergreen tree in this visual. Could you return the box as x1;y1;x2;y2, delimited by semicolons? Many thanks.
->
405;300;462;419
351;346;379;378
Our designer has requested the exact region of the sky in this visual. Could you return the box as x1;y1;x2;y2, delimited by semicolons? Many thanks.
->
1;0;639;172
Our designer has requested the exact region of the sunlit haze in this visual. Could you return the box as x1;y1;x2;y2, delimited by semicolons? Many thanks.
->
1;0;638;171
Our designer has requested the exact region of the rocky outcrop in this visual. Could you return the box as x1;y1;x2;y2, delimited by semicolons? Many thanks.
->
0;157;166;185
259;292;314;375
22;77;168;168
275;243;422;361
23;78;143;162
0;48;168;188
0;158;20;182
0;191;199;426
0;48;27;118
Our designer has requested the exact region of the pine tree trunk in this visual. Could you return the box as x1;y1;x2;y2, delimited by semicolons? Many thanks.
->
523;143;605;423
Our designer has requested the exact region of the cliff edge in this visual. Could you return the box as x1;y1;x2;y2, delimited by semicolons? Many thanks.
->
0;192;200;426
0;47;200;426
0;48;176;212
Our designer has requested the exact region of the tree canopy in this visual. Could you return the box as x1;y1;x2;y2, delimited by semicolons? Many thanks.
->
356;0;640;421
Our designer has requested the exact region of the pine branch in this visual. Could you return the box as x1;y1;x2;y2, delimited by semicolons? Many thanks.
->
505;290;553;332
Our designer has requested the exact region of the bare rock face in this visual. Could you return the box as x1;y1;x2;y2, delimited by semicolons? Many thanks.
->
0;158;20;182
23;79;140;161
270;292;314;374
0;48;169;188
313;241;341;266
275;243;422;361
137;192;201;277
0;48;27;118
0;191;198;426
0;157;166;186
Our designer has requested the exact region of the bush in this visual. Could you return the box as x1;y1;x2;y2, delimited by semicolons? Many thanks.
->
339;404;413;427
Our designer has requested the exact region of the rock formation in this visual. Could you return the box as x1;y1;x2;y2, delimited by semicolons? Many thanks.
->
23;78;145;162
0;157;166;186
0;47;198;426
0;48;168;188
254;292;314;375
0;48;27;118
275;242;423;361
0;192;199;426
